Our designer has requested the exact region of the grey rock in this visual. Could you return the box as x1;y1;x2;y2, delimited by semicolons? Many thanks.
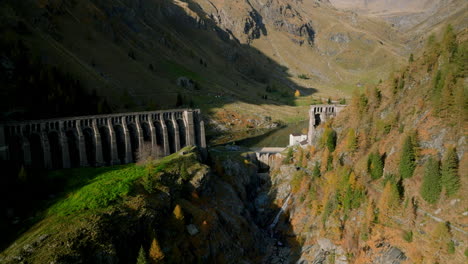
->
186;224;199;236
330;33;350;43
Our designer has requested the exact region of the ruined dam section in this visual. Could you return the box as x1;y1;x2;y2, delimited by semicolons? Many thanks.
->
0;109;206;169
308;104;346;143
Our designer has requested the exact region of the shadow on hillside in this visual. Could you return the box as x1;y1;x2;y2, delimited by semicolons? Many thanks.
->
0;0;316;122
0;161;127;251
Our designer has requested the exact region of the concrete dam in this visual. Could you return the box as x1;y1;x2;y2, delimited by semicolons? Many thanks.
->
0;109;206;169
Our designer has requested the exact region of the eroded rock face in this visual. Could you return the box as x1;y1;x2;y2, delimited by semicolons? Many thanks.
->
261;1;316;45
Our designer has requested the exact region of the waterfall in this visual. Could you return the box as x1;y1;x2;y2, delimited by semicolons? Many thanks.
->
269;193;291;230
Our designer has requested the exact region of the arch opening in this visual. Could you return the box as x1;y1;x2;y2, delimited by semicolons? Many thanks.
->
99;127;111;165
66;130;80;168
48;131;63;169
30;133;44;168
127;124;139;162
114;125;126;164
83;128;96;166
177;119;187;148
165;119;175;154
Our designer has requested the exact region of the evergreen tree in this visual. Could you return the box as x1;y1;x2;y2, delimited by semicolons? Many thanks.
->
137;246;148;264
442;25;457;61
441;148;460;196
420;156;442;204
409;53;414;62
432;70;445;111
324;129;337;152
346;128;358;152
399;135;416;179
312;161;321;178
368;152;384;180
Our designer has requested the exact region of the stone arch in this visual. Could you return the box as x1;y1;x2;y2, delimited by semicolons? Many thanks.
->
176;118;187;148
99;126;111;166
66;130;80;168
141;122;152;143
165;119;176;154
194;116;201;147
114;125;126;164
30;133;44;168
127;123;139;162
48;131;63;169
153;121;164;157
314;114;321;126
83;128;96;166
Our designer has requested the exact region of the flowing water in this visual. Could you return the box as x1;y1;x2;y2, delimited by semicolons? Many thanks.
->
269;193;292;231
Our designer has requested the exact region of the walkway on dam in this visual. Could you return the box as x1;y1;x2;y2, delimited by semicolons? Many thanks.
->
250;147;285;154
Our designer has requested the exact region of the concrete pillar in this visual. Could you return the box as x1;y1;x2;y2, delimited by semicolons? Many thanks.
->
40;124;52;169
148;119;158;158
199;120;206;148
135;116;144;158
92;119;104;166
160;118;170;156
183;110;195;146
0;125;8;161
122;117;133;164
22;136;32;166
59;122;71;168
107;118;120;165
76;121;88;167
171;113;181;152
308;107;315;145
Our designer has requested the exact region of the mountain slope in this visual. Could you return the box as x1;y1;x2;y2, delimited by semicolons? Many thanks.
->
268;24;467;263
0;0;408;140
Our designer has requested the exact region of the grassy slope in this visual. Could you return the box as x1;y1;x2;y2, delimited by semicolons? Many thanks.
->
0;146;204;261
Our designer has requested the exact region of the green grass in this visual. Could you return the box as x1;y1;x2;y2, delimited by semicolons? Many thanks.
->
47;165;146;216
46;146;198;216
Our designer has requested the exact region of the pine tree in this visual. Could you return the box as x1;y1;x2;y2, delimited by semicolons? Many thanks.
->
399;135;416;179
149;238;164;263
420;156;442;204
378;181;400;223
409;53;414;62
452;81;466;129
312;161;321;178
441;148;460;196
323;128;337;152
432;70;445;111
368;152;384;180
346;128;358;152
442;25;457;61
137;245;148;264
